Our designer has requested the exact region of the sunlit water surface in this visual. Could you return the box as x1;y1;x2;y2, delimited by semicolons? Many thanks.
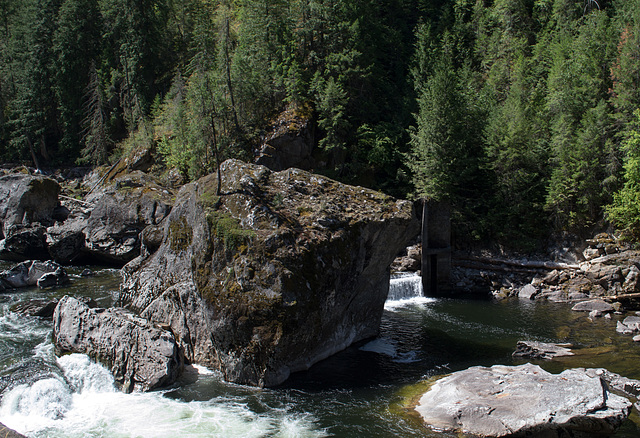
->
1;269;639;437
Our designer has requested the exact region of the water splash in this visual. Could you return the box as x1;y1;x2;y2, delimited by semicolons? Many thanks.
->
0;353;328;438
385;273;437;310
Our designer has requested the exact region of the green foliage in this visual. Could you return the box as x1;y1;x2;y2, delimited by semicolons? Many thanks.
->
4;0;640;248
607;109;640;240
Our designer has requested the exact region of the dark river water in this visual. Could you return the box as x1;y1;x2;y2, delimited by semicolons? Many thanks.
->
0;269;639;437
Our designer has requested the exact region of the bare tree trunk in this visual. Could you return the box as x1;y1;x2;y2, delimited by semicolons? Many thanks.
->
224;17;240;132
26;135;40;170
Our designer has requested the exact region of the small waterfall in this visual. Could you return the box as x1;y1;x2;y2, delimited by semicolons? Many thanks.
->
387;273;423;301
385;273;436;310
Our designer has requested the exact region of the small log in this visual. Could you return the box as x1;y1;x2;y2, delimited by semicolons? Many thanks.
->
603;293;640;301
454;255;579;272
59;194;93;206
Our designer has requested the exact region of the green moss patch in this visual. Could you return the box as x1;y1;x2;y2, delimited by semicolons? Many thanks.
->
169;216;193;252
207;210;255;252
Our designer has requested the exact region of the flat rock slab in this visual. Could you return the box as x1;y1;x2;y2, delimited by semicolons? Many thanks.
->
512;341;574;360
415;363;631;437
571;299;614;313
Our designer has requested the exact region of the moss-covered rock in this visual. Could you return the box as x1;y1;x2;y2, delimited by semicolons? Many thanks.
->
119;159;419;386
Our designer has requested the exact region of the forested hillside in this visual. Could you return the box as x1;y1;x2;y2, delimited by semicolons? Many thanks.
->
1;0;640;248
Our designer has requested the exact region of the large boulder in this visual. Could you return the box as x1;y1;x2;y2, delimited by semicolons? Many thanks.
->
52;296;184;392
0;174;60;261
119;159;420;387
415;363;632;437
0;174;60;238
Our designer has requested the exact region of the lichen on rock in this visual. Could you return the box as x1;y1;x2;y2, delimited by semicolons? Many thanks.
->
119;159;419;387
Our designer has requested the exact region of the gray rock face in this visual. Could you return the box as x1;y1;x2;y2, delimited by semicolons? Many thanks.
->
0;173;60;261
52;296;184;392
255;105;315;172
0;225;49;261
0;174;60;239
46;172;173;265
119;159;420;387
415;363;632;437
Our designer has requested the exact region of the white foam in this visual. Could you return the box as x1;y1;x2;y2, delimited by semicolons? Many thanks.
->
0;378;72;430
384;296;437;311
0;354;328;438
360;338;420;363
360;338;397;357
191;364;217;376
58;353;116;394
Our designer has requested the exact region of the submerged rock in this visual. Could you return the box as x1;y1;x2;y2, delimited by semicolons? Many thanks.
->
119;159;419;387
10;298;59;318
512;341;574;360
415;363;631;437
52;296;184;392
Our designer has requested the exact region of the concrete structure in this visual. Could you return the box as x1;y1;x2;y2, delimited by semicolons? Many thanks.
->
421;199;451;296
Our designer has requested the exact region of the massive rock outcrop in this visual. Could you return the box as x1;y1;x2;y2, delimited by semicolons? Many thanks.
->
415;364;632;437
52;296;184;392
119;159;419;386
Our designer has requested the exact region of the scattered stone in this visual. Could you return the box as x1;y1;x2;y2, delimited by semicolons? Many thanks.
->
415;363;631;438
622;316;640;331
617;321;635;335
634;335;640;342
623;265;640;293
612;302;624;312
518;284;538;300
37;267;68;288
568;292;590;301
584;368;640;399
512;341;574;360
80;268;93;277
571;299;614;313
583;247;602;261
589;309;603;318
52;296;184;392
0;260;68;289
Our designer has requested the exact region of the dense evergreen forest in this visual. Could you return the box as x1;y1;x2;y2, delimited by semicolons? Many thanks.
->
2;0;640;249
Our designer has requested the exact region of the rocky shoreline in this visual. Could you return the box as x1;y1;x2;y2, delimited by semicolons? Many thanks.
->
2;161;640;436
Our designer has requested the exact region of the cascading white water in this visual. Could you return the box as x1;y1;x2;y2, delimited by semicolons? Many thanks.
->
0;354;328;438
384;273;436;310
